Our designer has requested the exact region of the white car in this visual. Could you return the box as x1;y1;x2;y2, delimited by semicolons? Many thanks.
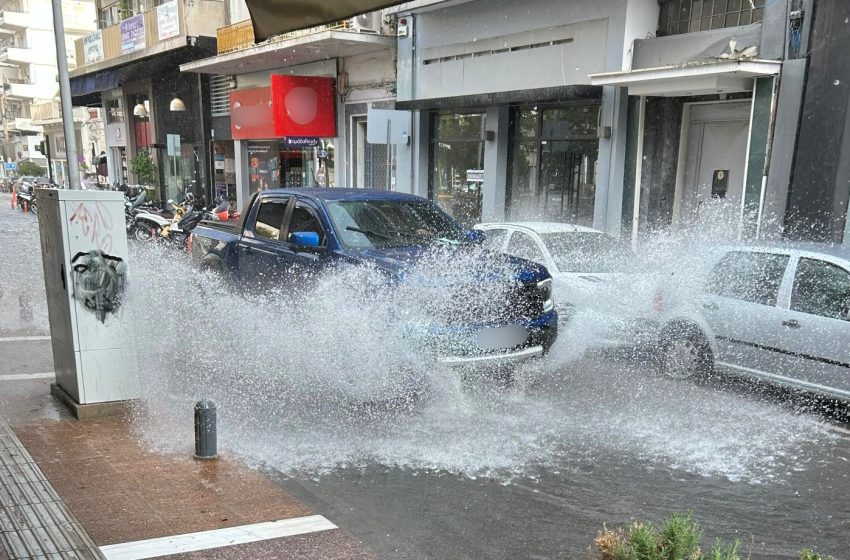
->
657;243;850;402
474;222;661;342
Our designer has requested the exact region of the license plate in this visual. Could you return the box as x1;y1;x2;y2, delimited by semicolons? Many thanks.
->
475;325;528;350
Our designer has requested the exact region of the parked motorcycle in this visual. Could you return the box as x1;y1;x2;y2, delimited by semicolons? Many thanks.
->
16;185;35;213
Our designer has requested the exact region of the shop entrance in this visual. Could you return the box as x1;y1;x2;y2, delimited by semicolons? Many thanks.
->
247;139;335;194
506;103;600;225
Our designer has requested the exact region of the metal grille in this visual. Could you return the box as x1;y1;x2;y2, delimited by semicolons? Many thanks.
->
210;75;231;118
658;0;766;37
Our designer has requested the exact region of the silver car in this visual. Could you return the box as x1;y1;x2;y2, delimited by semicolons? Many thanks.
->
660;243;850;402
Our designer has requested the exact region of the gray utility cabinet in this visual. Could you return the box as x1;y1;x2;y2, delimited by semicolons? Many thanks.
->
36;188;138;405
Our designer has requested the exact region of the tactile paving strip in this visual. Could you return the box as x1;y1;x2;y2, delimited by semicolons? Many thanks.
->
0;421;104;559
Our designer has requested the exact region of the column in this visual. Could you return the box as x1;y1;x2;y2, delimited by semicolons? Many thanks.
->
234;140;249;212
481;105;509;222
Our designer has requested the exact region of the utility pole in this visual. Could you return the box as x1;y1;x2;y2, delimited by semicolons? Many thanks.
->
2;84;10;167
51;0;80;189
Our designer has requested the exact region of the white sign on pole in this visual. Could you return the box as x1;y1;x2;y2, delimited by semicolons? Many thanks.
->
366;109;411;145
166;134;181;157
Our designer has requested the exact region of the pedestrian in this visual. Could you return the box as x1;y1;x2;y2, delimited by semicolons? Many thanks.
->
10;182;16;209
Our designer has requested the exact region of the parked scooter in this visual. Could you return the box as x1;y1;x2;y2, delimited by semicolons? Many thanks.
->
16;185;35;213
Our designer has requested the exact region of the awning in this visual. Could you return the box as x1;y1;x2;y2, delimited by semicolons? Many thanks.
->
180;30;393;75
245;0;407;41
70;70;120;98
589;59;782;97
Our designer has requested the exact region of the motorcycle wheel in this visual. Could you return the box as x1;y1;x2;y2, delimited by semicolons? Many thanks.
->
134;222;160;241
30;203;37;215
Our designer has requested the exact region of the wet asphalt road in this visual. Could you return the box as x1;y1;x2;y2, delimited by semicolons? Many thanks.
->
269;374;850;560
2;193;850;560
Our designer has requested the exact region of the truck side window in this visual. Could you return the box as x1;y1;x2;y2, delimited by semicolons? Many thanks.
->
254;200;287;240
287;204;326;246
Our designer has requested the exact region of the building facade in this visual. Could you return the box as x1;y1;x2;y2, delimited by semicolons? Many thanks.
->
0;0;98;175
69;0;224;201
388;0;659;230
179;1;397;211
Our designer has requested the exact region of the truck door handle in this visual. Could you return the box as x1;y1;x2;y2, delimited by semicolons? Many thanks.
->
782;319;801;329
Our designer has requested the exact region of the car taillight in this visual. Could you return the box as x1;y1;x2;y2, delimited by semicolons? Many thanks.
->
653;289;664;314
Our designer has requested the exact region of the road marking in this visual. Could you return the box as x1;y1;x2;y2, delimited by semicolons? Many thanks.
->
0;372;54;381
0;335;50;342
99;515;338;560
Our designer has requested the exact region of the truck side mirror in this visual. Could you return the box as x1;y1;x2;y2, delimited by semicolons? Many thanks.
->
291;231;321;249
465;229;486;244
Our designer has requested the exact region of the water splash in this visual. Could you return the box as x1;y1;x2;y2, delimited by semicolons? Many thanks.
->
126;241;833;485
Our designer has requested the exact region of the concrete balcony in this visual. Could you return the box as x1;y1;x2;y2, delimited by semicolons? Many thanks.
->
0;10;32;31
186;18;392;75
5;80;40;99
71;0;224;77
31;102;89;125
0;46;54;66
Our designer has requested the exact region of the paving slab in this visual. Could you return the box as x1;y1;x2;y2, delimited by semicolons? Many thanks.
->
0;420;103;560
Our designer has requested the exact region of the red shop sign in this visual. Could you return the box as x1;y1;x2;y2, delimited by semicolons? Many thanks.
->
271;75;336;138
230;87;274;140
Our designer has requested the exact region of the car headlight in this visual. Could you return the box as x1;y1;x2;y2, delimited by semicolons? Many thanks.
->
537;278;554;313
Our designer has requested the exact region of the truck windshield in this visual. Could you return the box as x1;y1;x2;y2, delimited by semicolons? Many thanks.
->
327;199;466;249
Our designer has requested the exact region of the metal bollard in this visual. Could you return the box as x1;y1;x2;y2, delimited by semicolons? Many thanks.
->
193;400;218;460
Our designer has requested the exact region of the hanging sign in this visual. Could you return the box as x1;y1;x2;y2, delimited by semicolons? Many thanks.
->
271;76;336;138
120;15;145;54
83;31;104;64
157;0;181;40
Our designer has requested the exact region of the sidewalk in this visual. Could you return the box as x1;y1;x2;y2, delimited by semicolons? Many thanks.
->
0;341;374;560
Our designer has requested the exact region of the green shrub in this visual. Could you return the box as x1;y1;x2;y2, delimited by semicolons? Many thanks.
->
800;549;834;560
595;514;833;560
17;161;45;177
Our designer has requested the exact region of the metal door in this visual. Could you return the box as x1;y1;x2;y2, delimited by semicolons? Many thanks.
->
681;102;750;228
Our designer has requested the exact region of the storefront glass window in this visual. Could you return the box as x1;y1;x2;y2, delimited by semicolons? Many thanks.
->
507;103;600;226
429;112;486;227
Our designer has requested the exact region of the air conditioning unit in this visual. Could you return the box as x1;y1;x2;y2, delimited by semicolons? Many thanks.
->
351;12;382;34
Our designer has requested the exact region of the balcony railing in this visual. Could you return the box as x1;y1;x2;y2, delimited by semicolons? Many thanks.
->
73;0;224;74
216;18;354;55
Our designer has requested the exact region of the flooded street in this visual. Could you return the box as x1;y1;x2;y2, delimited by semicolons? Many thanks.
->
2;194;850;558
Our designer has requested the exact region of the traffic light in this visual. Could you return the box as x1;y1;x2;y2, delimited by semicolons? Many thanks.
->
35;137;50;157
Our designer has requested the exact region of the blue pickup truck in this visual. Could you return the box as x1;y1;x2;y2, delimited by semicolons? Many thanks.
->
190;188;558;372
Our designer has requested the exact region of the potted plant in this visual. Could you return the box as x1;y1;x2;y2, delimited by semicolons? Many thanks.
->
129;150;158;195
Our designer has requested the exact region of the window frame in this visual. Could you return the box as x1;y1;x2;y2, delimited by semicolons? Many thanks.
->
248;196;293;242
786;254;850;321
707;249;792;307
283;199;328;248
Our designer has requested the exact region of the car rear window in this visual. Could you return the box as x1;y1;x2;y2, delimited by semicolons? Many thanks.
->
541;232;633;273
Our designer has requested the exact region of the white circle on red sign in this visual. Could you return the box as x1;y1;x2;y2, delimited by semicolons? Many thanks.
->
285;87;318;125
